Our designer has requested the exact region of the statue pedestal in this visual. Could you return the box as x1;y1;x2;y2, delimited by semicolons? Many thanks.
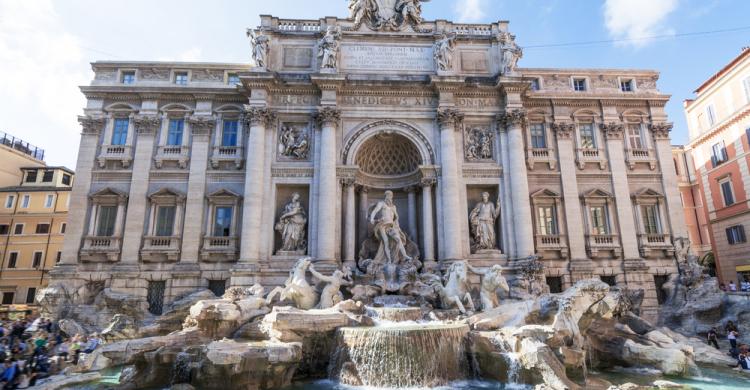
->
467;250;508;267
319;68;337;74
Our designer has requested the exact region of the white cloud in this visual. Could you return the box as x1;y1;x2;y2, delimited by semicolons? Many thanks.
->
603;0;678;47
454;0;486;23
158;47;204;62
0;0;88;168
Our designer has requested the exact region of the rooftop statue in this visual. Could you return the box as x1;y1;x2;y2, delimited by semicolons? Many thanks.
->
247;29;270;68
349;0;430;31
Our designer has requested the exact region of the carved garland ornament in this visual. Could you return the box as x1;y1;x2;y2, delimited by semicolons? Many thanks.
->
600;122;625;140
133;115;161;135
649;122;673;140
78;115;107;135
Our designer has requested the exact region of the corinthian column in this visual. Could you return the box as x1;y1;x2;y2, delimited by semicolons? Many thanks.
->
314;107;341;263
342;178;357;268
421;177;436;262
120;115;161;264
499;109;535;258
239;106;276;263
437;108;465;260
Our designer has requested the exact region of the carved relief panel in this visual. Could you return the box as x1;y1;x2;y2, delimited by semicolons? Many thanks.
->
464;125;494;162
277;122;311;161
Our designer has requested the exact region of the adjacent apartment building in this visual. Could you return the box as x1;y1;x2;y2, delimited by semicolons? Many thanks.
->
0;166;73;306
0;131;46;187
682;47;750;285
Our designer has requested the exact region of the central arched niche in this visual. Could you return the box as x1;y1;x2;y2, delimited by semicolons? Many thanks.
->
355;133;422;177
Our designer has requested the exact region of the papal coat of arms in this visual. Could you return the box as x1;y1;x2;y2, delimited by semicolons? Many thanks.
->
348;0;430;31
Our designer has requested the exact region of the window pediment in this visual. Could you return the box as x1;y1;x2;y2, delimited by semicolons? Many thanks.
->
632;188;663;202
207;189;242;202
581;188;613;200
89;187;128;204
531;189;560;199
148;188;186;203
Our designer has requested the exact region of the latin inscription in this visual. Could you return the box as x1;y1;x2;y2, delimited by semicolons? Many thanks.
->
272;95;319;106
341;45;434;72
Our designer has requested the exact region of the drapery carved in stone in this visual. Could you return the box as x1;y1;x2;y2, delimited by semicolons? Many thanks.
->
78;115;107;135
133;115;161;135
497;109;527;128
437;108;464;129
649;122;673;140
243;107;277;127
278;124;310;160
464;126;494;161
318;26;342;70
600;122;624;140
356;133;421;176
315;107;342;127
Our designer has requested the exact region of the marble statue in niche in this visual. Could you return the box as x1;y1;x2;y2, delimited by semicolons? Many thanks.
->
278;124;310;160
318;25;342;70
469;192;500;252
434;33;456;72
247;29;270;68
370;191;412;264
465;126;494;161
499;31;522;75
275;193;307;254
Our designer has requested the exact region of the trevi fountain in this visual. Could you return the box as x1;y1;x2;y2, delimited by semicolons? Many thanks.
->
35;1;750;389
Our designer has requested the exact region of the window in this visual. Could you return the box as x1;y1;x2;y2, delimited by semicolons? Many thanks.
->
42;171;54;182
60;223;66;234
4;195;14;209
222;120;239;147
2;293;14;305
96;205;118;236
530;123;546;149
0;225;8;235
600;275;617;286
44;194;54;208
62;174;71;186
706;105;716;126
627;124;644;150
155;206;176;236
546;277;563;294
8;252;18;268
55;251;61;263
208;279;227;297
227;73;240;85
25;288;36;304
641;205;660;234
20;195;29;208
620;79;633;92
32;252;42;268
536;206;558;236
35;224;50;234
573;78;587;91
174;72;188;85
711;141;728;167
589;206;609;235
726;225;747;245
112;118;129;145
121;71;136;84
530;78;540;91
25;170;37;183
13;224;23;235
579;123;596;149
213;206;233;237
167;119;184;146
720;178;735;206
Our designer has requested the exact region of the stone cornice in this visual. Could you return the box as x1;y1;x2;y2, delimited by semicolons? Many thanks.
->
437;108;464;129
133;115;161;135
78;115;107;135
315;106;342;127
243;106;277;127
600;122;625;140
649;122;673;140
311;74;346;91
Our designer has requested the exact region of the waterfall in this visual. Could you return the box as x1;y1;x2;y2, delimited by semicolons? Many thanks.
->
491;334;523;386
171;352;193;385
330;323;470;387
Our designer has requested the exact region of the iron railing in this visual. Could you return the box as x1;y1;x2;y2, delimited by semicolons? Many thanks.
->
0;131;45;161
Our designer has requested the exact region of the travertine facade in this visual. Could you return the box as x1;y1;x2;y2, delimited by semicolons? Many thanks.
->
52;5;685;319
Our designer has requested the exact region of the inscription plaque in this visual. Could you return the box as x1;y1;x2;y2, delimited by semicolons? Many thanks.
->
283;47;313;68
341;44;434;72
461;51;489;73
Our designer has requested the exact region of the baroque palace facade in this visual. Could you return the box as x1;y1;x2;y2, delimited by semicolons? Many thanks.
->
53;3;685;319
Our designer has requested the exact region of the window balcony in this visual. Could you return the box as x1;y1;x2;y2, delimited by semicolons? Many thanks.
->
80;235;121;262
585;234;622;258
155;145;190;169
97;145;133;168
638;233;674;258
576;148;607;170
626;148;657;170
200;236;238;262
535;234;569;258
141;236;181;262
526;148;557;170
210;146;244;169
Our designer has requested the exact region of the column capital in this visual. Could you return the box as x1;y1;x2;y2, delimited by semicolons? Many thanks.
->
436;108;464;129
340;177;356;188
314;106;341;127
497;109;527;129
600;122;625;140
357;184;370;193
649;122;673;140
420;177;437;187
550;122;575;139
133;115;161;135
242;106;277;127
188;115;216;136
78;115;107;135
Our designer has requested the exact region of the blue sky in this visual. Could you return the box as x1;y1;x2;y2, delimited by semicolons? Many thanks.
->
1;0;749;168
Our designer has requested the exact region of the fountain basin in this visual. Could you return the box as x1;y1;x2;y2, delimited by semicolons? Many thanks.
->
330;323;470;388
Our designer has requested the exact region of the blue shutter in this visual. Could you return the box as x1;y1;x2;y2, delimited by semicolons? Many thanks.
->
727;228;734;245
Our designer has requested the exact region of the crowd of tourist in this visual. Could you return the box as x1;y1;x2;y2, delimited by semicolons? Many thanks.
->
709;320;750;372
0;312;102;389
720;279;750;292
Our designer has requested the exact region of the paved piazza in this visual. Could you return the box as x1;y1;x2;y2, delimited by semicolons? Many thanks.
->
52;1;686;321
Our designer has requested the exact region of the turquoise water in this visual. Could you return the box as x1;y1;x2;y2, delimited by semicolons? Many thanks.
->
282;380;531;390
592;366;750;390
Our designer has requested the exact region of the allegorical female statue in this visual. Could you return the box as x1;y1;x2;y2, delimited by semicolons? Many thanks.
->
433;33;455;72
275;193;307;253
247;29;270;68
469;192;500;252
318;26;342;70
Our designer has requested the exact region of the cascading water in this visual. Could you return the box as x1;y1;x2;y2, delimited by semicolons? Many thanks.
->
329;323;471;388
171;352;193;385
491;334;523;386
